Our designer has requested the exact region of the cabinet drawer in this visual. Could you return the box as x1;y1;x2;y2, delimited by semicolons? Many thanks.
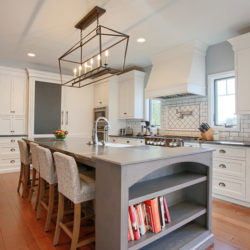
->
0;137;19;145
0;145;19;154
213;158;246;179
203;144;246;159
213;175;245;200
0;158;19;166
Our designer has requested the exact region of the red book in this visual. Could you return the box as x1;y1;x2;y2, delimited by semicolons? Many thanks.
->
129;206;140;240
145;198;161;233
128;215;134;241
163;197;171;223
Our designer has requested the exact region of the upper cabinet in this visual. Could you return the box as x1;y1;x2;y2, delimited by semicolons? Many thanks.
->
94;81;109;108
119;70;145;119
0;67;27;135
228;33;250;114
0;73;26;116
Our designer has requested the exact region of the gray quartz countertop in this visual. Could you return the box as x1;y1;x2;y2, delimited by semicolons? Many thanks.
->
25;137;213;166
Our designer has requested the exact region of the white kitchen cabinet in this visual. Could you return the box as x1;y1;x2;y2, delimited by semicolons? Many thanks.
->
0;136;25;174
202;143;250;207
0;115;26;135
0;72;26;116
228;33;250;114
61;85;94;137
119;70;145;119
94;81;109;108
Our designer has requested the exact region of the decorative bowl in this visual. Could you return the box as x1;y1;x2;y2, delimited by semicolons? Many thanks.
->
54;130;68;140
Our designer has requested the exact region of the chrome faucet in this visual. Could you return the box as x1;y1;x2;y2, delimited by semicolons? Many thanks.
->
92;117;110;145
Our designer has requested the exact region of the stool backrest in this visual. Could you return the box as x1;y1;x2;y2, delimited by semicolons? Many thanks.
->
30;142;39;171
18;140;30;165
36;146;57;184
53;152;81;202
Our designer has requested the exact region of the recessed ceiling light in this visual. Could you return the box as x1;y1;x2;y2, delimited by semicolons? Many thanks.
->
27;52;36;57
137;37;146;43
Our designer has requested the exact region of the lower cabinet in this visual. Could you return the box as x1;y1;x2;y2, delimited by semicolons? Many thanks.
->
202;143;250;206
0;137;24;174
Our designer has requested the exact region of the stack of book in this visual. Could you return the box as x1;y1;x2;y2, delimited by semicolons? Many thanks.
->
128;196;171;241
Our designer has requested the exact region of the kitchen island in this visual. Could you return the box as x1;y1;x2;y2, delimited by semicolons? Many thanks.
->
26;137;214;250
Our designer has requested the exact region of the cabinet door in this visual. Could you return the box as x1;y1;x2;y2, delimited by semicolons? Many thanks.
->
12;116;26;135
12;76;26;115
94;82;109;108
0;116;12;135
119;81;128;118
63;86;93;136
0;75;12;115
236;48;250;114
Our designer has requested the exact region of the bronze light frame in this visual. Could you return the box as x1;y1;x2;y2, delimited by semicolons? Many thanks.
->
58;6;129;88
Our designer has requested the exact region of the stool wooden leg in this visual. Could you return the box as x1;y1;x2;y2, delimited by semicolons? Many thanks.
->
45;183;55;232
28;168;37;202
22;164;30;198
71;203;81;250
36;178;45;220
17;163;24;193
53;193;65;246
34;173;40;211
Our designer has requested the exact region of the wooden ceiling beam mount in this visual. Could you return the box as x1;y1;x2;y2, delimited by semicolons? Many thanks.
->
75;6;106;31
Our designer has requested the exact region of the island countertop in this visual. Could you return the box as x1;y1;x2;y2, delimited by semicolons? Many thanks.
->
25;137;213;166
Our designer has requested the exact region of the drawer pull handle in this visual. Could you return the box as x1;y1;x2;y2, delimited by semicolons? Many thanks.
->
127;141;130;143
219;149;226;154
11;139;15;143
10;160;15;164
219;182;226;187
219;164;226;169
10;148;15;152
124;112;127;115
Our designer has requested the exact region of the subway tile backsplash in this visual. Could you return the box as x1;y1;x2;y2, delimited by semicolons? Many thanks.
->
125;95;250;142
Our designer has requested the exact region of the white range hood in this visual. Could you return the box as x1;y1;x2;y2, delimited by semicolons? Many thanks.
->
145;41;207;99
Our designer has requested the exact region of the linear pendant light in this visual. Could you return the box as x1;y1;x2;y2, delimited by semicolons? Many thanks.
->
58;6;129;88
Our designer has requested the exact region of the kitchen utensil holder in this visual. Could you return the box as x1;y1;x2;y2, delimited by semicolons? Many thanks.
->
200;128;214;141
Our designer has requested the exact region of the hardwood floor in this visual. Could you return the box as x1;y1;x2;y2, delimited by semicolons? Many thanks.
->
0;172;250;249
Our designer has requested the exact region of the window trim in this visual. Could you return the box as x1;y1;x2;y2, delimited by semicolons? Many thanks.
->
149;99;161;127
208;71;240;131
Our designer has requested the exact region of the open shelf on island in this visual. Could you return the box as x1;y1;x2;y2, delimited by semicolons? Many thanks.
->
128;201;207;250
129;172;207;206
140;222;210;250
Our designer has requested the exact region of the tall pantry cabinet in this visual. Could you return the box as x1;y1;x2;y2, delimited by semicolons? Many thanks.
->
0;67;27;173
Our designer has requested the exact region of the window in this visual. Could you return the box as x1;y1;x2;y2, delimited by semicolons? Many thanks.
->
208;71;238;130
149;99;161;126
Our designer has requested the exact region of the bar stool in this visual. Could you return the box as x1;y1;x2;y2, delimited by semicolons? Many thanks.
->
28;142;40;210
36;145;57;232
17;139;31;198
53;152;95;250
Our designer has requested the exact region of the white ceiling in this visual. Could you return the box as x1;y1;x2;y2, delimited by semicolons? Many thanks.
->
1;0;250;71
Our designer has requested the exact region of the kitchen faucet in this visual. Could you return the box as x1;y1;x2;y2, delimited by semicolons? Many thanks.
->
92;117;110;145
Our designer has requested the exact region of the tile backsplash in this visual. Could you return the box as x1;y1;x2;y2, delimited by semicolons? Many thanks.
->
125;95;250;142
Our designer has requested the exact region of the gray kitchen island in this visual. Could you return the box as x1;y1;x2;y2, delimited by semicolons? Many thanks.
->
26;137;214;250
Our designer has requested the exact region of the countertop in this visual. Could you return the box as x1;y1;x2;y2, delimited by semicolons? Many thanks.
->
25;137;213;166
109;135;250;147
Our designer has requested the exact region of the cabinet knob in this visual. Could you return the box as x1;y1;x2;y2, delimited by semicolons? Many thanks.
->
219;164;226;169
99;101;102;104
127;140;130;144
219;149;226;154
124;112;127;115
10;148;15;152
219;182;226;187
10;160;15;164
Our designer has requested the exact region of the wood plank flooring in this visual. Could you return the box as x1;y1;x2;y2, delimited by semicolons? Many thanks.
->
0;172;250;249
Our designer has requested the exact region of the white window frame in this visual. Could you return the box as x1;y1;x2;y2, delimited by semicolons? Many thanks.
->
146;99;161;127
208;71;240;131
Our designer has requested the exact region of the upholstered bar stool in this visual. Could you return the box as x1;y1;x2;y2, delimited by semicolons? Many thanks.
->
53;152;95;250
28;142;40;210
17;139;32;198
36;145;57;232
